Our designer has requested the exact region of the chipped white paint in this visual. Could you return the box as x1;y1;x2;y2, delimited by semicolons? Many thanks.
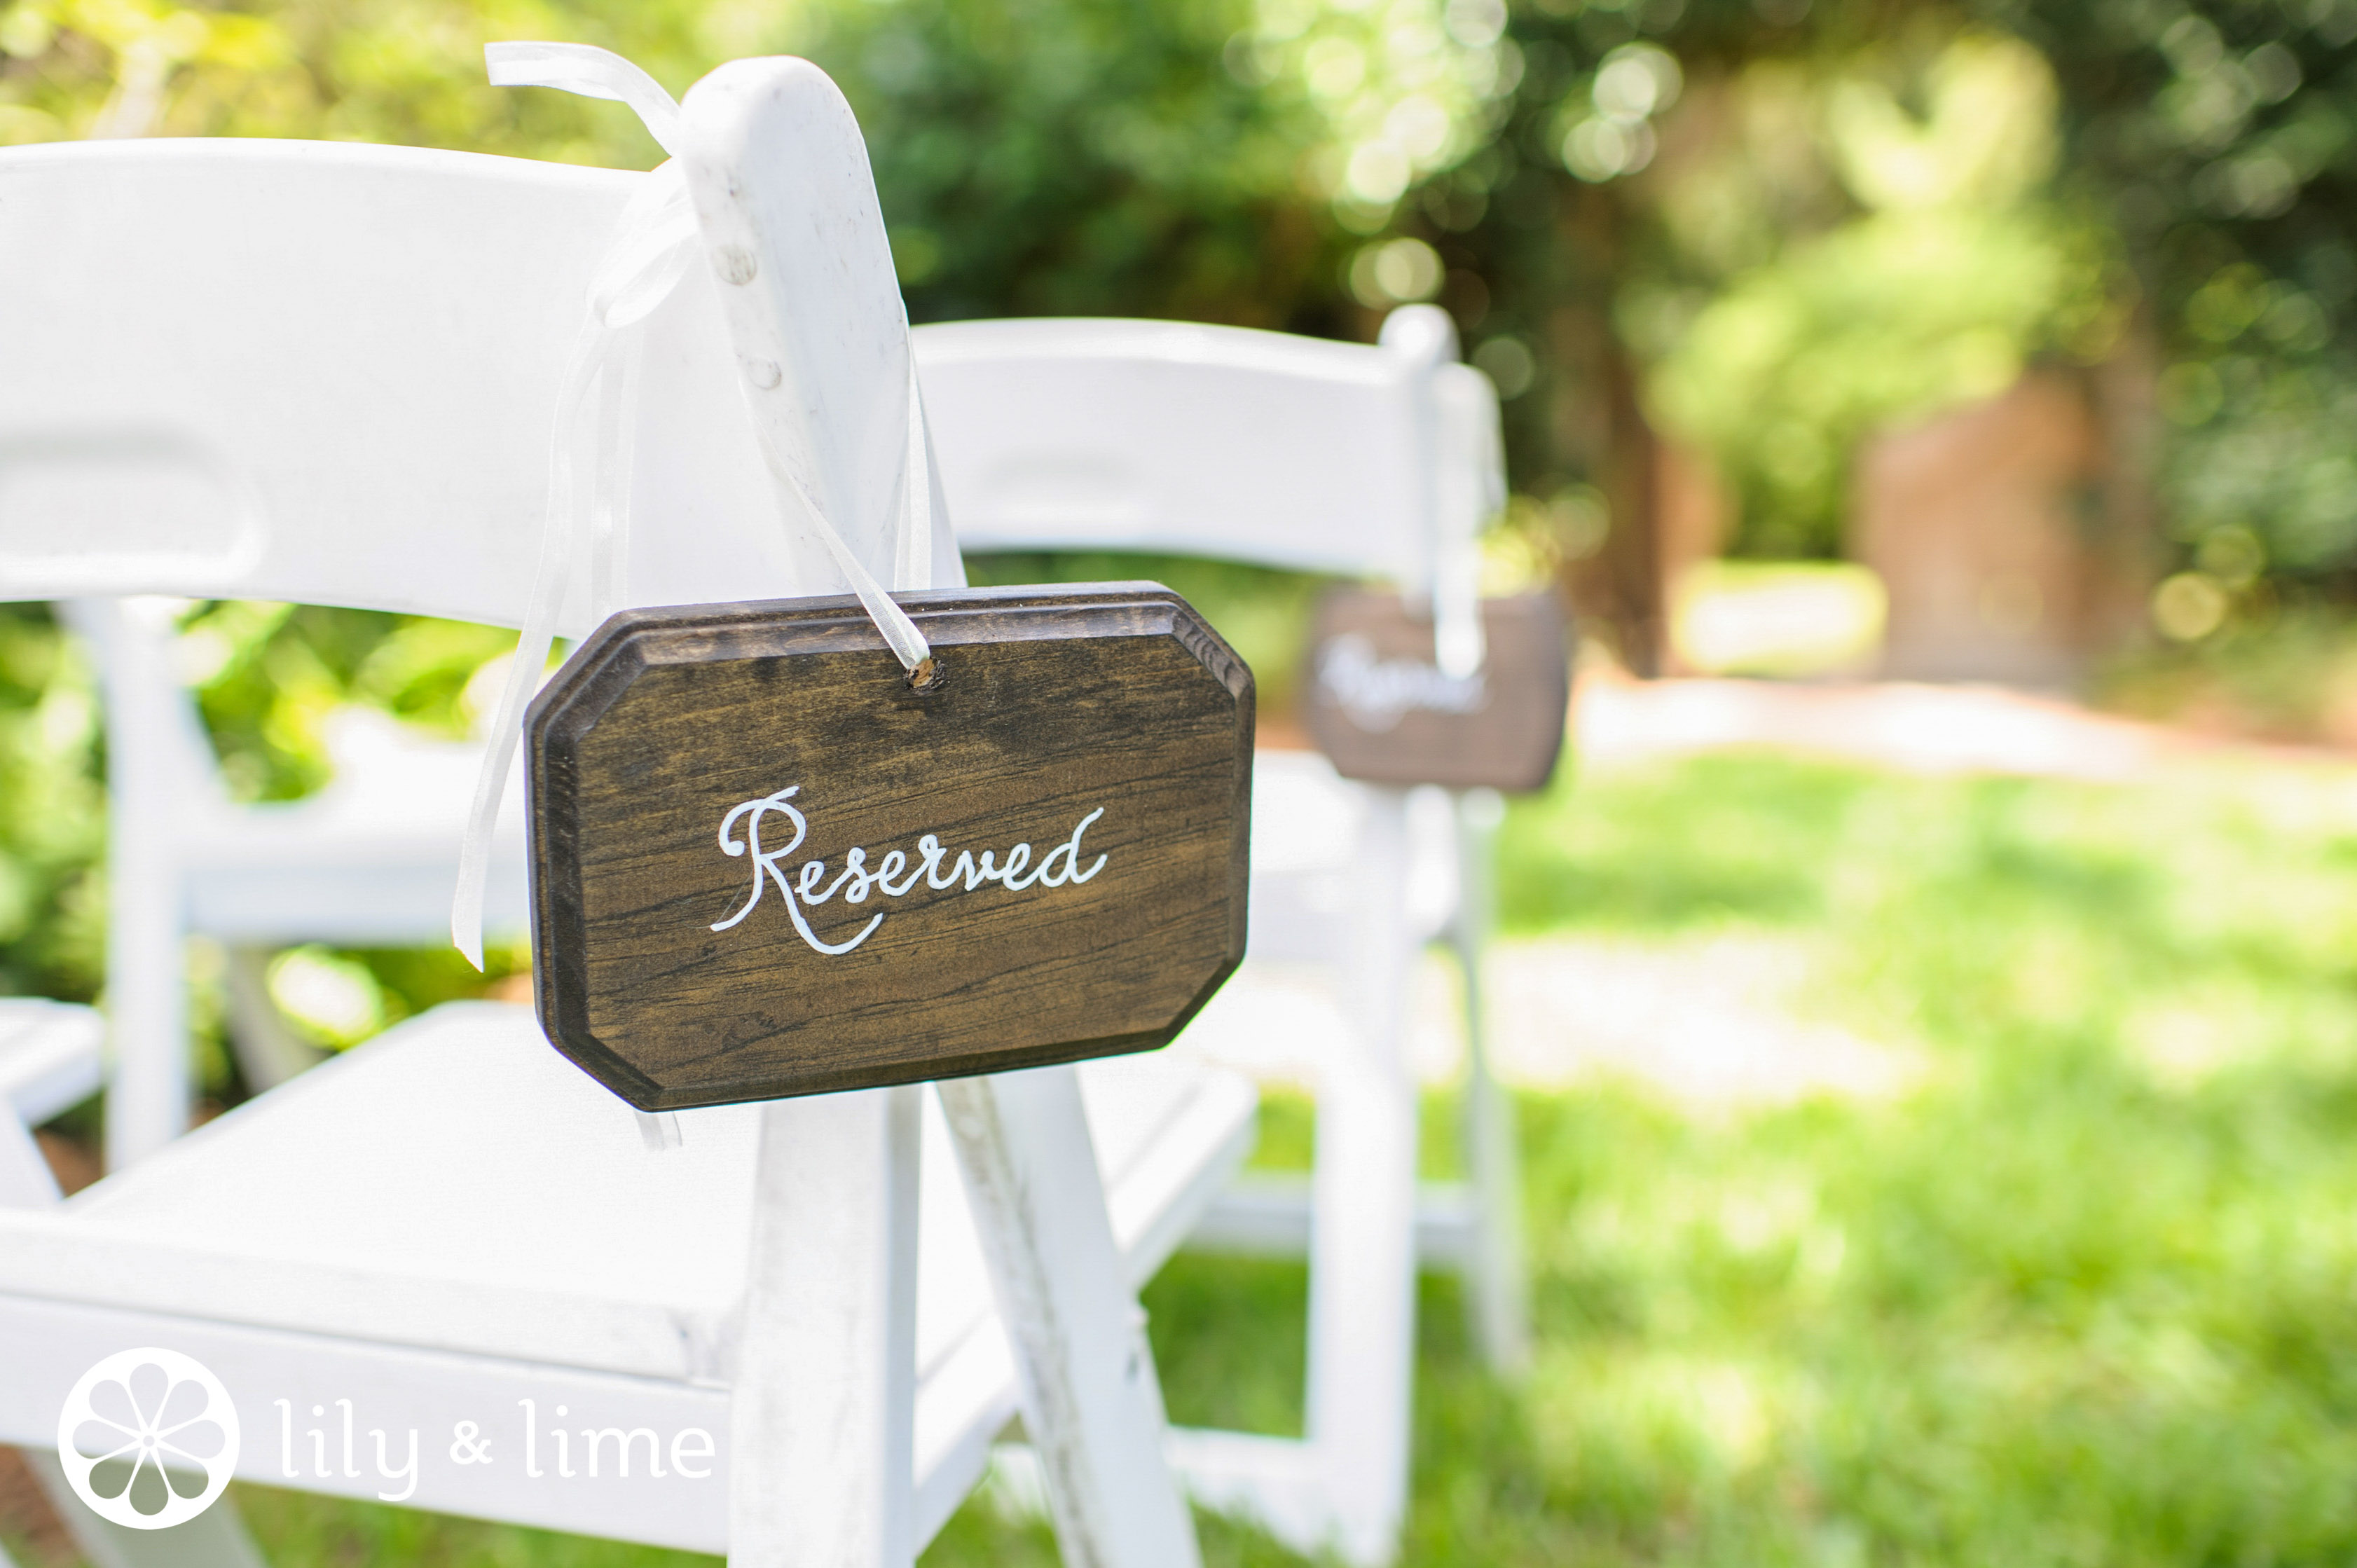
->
939;1068;1202;1568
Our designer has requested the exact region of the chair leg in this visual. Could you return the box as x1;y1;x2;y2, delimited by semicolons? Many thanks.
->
1454;790;1530;1377
939;1067;1200;1568
1307;787;1420;1568
71;597;196;1172
731;1085;921;1568
0;1115;57;1211
221;947;324;1094
1458;948;1532;1377
18;1450;269;1568
100;877;187;1173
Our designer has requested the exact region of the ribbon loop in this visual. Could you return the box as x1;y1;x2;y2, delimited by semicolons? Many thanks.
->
591;167;698;326
452;44;942;969
485;42;685;156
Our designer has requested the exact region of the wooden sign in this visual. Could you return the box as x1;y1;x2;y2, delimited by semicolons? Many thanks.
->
1301;589;1569;792
525;582;1253;1110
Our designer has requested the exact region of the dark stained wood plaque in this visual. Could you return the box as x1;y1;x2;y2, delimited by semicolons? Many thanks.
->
1302;589;1569;793
526;582;1254;1109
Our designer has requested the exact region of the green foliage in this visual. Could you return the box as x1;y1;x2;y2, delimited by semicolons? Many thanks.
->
8;0;2357;591
2095;598;2357;740
1445;11;2138;559
229;1485;720;1566
1652;208;2115;556
964;550;1327;724
2026;0;2357;586
0;605;104;1003
1641;35;2124;556
818;0;1324;327
1411;0;2357;586
176;601;516;802
0;0;1513;333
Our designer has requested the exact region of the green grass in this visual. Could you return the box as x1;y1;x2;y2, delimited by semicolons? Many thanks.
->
23;749;2357;1567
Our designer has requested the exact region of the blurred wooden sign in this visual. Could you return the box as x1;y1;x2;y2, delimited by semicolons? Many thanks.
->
526;582;1254;1110
1303;589;1569;793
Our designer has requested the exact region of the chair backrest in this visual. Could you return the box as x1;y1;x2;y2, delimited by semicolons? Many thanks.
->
912;310;1505;593
0;62;951;626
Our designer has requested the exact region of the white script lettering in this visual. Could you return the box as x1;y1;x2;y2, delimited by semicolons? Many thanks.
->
1317;633;1487;732
275;1398;418;1501
711;787;1108;955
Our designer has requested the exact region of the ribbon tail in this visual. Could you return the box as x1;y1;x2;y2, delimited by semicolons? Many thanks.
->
452;611;559;968
896;354;934;594
485;42;684;155
463;52;697;966
799;470;933;671
746;424;933;672
452;319;606;967
591;326;642;619
467;40;949;971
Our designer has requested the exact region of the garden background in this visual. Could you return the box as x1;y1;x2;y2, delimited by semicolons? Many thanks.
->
12;0;2357;1562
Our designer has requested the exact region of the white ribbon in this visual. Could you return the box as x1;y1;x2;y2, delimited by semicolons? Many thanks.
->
451;43;937;967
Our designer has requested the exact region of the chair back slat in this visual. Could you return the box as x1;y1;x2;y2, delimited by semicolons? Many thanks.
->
0;137;871;628
914;318;1424;580
683;60;948;591
912;316;1504;589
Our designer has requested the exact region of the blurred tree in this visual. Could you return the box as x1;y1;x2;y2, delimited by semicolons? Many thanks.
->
3;0;2354;769
1394;0;2357;662
0;0;1512;322
2017;0;2357;644
0;608;106;1003
1643;34;2123;558
1420;6;2133;666
0;0;1520;766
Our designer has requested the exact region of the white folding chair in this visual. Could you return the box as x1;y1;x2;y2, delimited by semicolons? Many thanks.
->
914;310;1530;1567
57;592;537;1119
0;52;1241;1567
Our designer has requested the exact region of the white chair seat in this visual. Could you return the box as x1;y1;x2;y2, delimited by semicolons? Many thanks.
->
0;999;104;1127
1246;750;1457;960
179;707;531;944
0;1001;1253;1375
0;1003;1253;1552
